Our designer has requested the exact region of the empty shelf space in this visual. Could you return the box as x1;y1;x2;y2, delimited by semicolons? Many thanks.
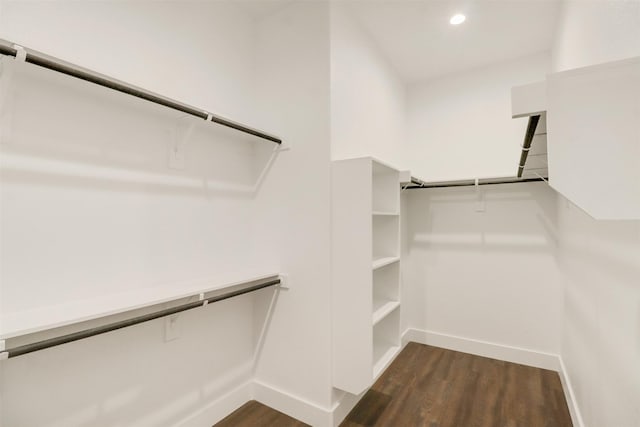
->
372;161;400;214
373;343;401;379
372;256;400;270
373;215;399;262
372;300;400;325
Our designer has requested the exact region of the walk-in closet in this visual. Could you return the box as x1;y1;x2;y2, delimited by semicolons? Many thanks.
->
1;1;638;426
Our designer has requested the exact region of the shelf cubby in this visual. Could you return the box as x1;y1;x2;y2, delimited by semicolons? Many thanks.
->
373;214;399;261
373;307;401;378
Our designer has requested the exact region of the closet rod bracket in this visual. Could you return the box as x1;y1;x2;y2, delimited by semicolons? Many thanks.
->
13;44;26;62
278;274;290;290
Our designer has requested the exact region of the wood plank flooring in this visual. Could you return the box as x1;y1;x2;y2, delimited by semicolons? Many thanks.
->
342;342;572;427
214;400;309;427
214;342;573;427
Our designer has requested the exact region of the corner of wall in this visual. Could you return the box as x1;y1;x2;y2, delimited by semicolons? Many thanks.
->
558;357;586;427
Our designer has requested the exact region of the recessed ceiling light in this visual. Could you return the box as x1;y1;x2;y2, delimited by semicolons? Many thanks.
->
450;14;466;25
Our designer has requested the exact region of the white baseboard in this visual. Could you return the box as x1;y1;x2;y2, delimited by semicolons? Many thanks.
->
178;333;579;427
330;389;364;426
402;328;560;371
174;380;252;427
558;357;585;427
173;378;364;427
252;380;334;427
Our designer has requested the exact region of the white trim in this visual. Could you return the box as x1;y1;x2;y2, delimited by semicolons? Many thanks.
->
177;334;579;427
330;390;364;427
252;380;334;427
174;380;252;427
558;357;585;427
173;378;363;427
402;328;560;371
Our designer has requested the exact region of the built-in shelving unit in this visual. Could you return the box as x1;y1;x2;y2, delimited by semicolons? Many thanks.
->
331;157;401;395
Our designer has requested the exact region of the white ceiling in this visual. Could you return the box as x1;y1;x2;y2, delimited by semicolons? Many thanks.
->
345;0;562;83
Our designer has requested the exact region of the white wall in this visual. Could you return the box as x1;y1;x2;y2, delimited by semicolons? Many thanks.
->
0;2;332;426
0;1;256;122
402;183;564;357
552;0;640;72
330;4;407;170
551;2;640;426
407;52;550;182
556;196;640;427
250;1;335;418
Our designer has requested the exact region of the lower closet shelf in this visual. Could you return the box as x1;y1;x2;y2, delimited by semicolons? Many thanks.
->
0;272;280;340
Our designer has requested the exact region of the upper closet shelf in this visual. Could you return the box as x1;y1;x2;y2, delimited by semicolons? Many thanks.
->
0;39;282;145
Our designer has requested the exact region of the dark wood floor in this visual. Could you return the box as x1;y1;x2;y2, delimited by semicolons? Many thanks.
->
342;342;572;427
215;400;308;427
215;342;573;427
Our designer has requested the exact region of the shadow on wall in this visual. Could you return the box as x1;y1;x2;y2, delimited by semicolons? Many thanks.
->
0;287;283;427
0;46;287;427
0;57;281;198
402;182;564;348
407;183;559;253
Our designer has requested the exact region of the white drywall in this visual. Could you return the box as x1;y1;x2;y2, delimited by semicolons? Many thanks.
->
330;4;407;170
407;52;550;181
402;183;564;356
250;1;335;415
552;0;640;72
551;2;640;425
556;195;640;427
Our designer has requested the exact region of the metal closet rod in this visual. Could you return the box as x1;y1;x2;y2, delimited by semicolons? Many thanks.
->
0;39;282;144
410;177;426;187
405;176;546;189
517;115;541;177
1;276;281;359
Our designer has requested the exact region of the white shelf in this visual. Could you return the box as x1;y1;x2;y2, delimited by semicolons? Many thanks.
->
372;300;400;325
373;344;401;379
372;256;400;270
372;211;399;216
0;272;279;340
